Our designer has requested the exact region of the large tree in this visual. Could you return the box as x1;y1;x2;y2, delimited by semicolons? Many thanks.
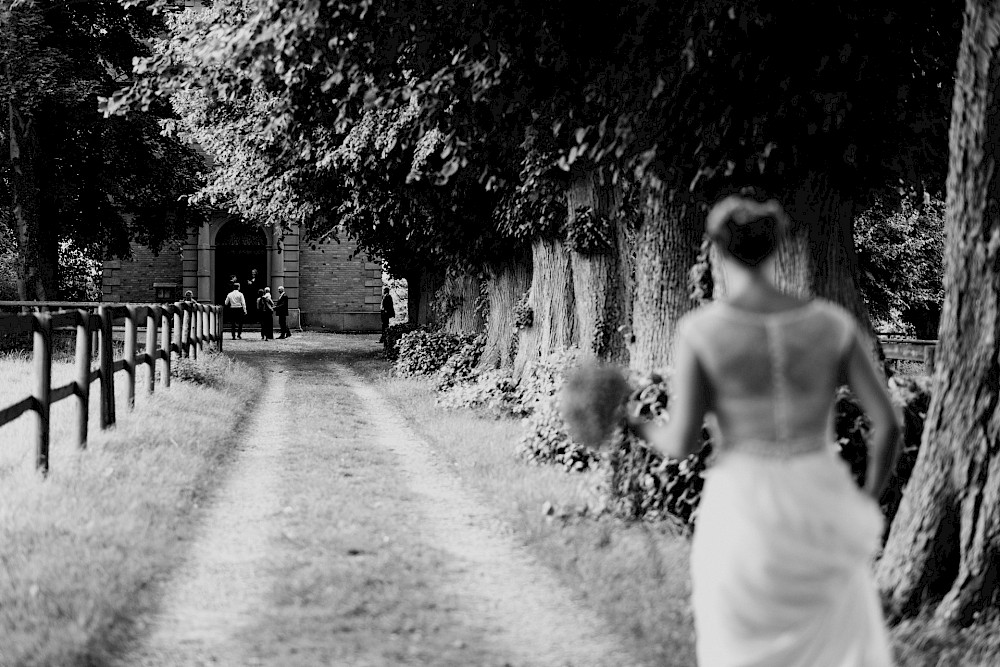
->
1;0;203;300
877;0;1000;627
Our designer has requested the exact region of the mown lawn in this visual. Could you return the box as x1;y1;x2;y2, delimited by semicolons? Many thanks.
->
349;348;999;667
0;350;260;667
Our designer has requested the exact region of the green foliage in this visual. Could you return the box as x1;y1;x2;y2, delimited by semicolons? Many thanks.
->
474;279;489;325
57;241;101;302
687;235;714;306
429;286;463;324
565;206;613;254
519;400;598;472
0;230;19;300
494;128;567;243
435;333;487;391
515;349;599;471
855;192;945;337
382;322;418;361
607;433;714;528
394;330;478;377
877;376;931;530
513;291;533;330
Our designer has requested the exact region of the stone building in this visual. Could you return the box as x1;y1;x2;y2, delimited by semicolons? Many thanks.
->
101;215;383;332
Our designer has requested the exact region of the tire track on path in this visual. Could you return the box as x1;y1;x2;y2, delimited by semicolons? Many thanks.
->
114;371;286;667
338;363;643;667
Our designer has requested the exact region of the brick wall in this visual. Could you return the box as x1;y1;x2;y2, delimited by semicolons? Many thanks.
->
102;242;184;303
299;238;382;331
101;236;383;331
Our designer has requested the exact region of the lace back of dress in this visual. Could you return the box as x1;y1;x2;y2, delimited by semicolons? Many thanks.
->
687;302;851;457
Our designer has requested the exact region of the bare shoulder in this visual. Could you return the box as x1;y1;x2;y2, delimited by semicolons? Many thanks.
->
811;298;858;327
677;302;722;330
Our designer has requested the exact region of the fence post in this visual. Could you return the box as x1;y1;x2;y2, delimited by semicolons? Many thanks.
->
199;305;206;353
33;313;52;474
172;303;182;362
146;306;158;394
124;306;137;410
216;305;223;352
208;307;215;349
74;310;91;449
924;345;937;374
99;306;116;429
161;305;172;388
191;305;199;361
187;302;195;358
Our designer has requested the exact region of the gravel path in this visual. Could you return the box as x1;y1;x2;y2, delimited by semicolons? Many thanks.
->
115;334;642;666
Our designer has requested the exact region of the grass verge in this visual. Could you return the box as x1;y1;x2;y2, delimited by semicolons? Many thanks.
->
350;354;696;667
0;350;261;667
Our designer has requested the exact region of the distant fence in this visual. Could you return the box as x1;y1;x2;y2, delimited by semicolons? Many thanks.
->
878;336;937;372
0;302;223;473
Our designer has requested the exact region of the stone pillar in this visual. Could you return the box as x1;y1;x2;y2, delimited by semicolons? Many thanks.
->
281;225;301;328
197;220;211;303
182;228;199;299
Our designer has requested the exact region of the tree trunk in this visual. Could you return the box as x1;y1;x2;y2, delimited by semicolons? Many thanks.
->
786;174;886;370
878;0;1000;626
567;170;631;364
514;237;577;379
436;271;485;335
798;178;859;309
9;107;50;301
476;251;531;371
416;267;444;327
618;204;638;350
629;184;702;373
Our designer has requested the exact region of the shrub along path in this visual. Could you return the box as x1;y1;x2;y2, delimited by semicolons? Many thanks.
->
115;333;644;667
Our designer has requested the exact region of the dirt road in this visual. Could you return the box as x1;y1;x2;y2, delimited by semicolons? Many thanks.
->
115;334;643;667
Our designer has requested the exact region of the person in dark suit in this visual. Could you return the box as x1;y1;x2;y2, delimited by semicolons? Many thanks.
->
275;285;291;338
243;268;261;305
379;287;395;343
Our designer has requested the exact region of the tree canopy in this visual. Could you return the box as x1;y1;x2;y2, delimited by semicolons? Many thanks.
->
1;0;205;298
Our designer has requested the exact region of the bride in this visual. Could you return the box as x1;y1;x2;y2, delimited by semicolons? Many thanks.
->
632;196;902;666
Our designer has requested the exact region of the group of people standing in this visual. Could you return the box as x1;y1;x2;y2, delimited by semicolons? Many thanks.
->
224;268;292;340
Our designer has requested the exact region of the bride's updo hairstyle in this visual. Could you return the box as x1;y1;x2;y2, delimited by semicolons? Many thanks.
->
706;195;790;268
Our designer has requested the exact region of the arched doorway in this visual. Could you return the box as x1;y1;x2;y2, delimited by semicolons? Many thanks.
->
215;221;267;319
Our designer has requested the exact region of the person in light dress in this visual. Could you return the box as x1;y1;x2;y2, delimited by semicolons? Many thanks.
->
632;195;902;667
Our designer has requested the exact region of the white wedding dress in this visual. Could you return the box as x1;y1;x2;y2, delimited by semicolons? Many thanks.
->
680;299;893;667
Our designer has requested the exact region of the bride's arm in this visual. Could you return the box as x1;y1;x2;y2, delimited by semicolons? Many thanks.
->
631;334;710;459
844;335;902;500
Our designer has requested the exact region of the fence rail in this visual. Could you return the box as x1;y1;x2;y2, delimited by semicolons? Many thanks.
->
0;302;223;473
878;337;937;372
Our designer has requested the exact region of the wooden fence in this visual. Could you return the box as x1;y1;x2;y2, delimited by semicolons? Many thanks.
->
0;302;223;473
878;336;938;373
